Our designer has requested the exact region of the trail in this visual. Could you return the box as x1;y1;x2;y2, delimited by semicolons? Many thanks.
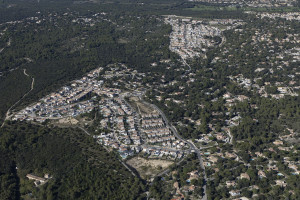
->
0;38;11;54
228;129;233;144
1;69;35;128
219;35;226;47
182;58;191;73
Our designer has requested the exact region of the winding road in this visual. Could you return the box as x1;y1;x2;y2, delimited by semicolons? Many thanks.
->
142;100;208;200
1;69;35;128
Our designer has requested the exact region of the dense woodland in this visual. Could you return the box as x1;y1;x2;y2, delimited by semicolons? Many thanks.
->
0;121;146;199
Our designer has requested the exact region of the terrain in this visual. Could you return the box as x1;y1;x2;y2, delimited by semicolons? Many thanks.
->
0;0;299;200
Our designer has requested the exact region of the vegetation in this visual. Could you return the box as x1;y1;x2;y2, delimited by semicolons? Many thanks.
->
0;121;146;199
0;0;300;199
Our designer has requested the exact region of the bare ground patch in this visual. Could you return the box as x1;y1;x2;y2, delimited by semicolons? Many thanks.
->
126;157;173;179
127;97;157;115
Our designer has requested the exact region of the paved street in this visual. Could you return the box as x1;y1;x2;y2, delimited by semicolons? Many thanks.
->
143;100;208;200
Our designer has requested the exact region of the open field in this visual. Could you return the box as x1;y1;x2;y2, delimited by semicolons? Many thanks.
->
126;157;173;179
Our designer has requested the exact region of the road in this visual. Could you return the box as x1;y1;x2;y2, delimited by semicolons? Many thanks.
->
143;101;208;200
228;129;233;144
155;155;186;177
78;126;137;177
182;58;191;72
1;69;35;128
77;126;91;136
219;34;226;47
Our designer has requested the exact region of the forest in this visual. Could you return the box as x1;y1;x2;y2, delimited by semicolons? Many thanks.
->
0;121;146;199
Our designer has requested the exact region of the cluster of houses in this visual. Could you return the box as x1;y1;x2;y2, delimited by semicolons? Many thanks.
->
141;114;178;145
282;47;300;63
165;16;245;60
199;136;300;198
97;98;187;159
272;140;300;175
228;74;299;99
141;146;184;159
208;19;244;27
165;16;222;59
258;12;300;21
228;74;253;90
223;92;250;107
190;0;296;7
13;67;104;122
11;63;188;161
101;63;143;80
98;97;142;147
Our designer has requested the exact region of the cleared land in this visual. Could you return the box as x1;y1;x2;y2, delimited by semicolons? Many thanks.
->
127;97;157;115
127;157;173;179
58;117;79;125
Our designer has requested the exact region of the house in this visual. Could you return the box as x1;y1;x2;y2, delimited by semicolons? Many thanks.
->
273;140;283;145
237;95;249;101
204;162;211;167
226;181;236;187
223;93;232;99
258;170;266;178
170;151;177;157
240;173;250;180
44;174;50;179
216;133;226;141
26;174;48;186
26;174;46;183
177;153;183;159
187;170;199;181
268;165;278;171
275;180;287;187
278;146;291;151
188;185;195;191
225;152;237;159
288;164;298;171
208;156;218;164
255;152;265;158
229;190;241;197
134;146;142;153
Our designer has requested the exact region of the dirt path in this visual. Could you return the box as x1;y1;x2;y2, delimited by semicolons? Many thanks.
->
1;69;35;128
219;35;226;47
